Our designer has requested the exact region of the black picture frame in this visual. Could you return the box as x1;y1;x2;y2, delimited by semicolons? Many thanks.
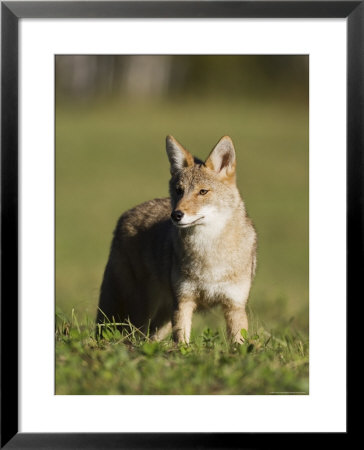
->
1;1;358;447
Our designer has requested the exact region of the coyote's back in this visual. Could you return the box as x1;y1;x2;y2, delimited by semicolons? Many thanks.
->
97;198;175;335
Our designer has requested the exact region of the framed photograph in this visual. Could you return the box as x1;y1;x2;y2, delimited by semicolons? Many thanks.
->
2;0;358;447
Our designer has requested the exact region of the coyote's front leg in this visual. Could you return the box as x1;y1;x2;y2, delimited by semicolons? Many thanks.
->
172;298;196;344
223;303;249;344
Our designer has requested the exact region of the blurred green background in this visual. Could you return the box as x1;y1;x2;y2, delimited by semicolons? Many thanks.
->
56;55;309;334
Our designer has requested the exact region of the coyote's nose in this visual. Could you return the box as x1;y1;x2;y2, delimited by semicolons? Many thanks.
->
171;210;184;222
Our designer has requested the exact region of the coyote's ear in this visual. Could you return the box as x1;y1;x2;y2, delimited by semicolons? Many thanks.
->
205;136;236;180
166;135;194;175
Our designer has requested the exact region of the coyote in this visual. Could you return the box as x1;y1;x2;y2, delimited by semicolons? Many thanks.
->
97;136;257;343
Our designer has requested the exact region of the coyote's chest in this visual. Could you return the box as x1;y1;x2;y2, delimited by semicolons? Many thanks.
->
177;229;249;307
180;263;249;307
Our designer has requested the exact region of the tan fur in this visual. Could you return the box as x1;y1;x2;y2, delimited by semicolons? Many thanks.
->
172;298;197;344
97;136;257;343
223;304;249;343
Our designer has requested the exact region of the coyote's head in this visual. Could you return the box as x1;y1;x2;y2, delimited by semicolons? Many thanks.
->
166;135;242;229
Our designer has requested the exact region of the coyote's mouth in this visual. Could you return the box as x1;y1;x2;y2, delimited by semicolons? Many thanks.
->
173;216;205;228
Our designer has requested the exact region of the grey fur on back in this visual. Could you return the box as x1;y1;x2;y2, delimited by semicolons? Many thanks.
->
97;198;175;333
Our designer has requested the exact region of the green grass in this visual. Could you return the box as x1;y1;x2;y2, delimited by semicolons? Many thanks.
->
56;310;308;395
56;95;309;394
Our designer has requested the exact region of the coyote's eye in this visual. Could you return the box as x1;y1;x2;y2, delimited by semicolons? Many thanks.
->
176;187;184;196
199;189;209;196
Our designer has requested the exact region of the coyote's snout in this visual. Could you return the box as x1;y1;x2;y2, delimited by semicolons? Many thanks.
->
97;136;257;343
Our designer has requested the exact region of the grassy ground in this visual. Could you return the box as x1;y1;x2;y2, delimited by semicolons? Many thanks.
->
56;310;308;395
56;95;309;395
